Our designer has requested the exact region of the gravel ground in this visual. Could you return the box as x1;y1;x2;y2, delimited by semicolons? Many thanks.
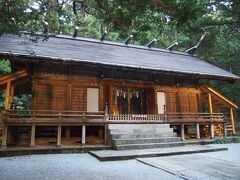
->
0;143;239;180
199;143;240;165
0;153;178;180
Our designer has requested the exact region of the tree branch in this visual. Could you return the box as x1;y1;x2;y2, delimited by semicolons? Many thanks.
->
95;0;129;31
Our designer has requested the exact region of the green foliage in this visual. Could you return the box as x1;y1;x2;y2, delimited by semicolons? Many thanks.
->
0;60;11;74
0;0;239;108
215;136;240;144
13;94;32;110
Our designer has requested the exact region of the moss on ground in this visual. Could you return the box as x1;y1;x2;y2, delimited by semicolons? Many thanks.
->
215;136;240;144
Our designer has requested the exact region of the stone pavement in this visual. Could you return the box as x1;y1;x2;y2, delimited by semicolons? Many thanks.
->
89;145;227;161
137;153;240;180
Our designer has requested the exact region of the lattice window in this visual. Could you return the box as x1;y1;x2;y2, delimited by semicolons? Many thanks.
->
179;92;190;112
166;92;177;112
35;84;51;110
189;93;199;113
71;87;87;111
52;86;67;110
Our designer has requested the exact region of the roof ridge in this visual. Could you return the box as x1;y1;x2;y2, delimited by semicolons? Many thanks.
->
20;32;192;58
56;35;192;57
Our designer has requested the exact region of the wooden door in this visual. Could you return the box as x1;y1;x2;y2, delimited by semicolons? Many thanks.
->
157;92;166;114
87;88;99;112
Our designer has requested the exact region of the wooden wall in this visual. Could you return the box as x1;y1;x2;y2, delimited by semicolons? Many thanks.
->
31;72;200;114
154;85;200;113
32;73;103;111
102;81;200;114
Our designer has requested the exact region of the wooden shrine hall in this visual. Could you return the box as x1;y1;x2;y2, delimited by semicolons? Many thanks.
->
0;33;239;149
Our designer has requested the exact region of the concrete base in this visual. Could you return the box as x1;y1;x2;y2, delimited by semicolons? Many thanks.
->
0;145;111;157
89;145;227;161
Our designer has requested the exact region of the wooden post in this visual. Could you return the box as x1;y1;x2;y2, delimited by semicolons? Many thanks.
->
30;124;36;146
104;103;109;121
210;123;214;139
223;123;227;137
181;124;185;141
230;108;236;135
10;85;14;109
196;123;200;139
57;125;62;146
208;94;213;114
1;125;8;148
65;127;71;138
82;124;86;145
5;81;11;110
104;124;107;144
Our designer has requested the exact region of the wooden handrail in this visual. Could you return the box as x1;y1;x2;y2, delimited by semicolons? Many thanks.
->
108;112;225;123
0;110;225;124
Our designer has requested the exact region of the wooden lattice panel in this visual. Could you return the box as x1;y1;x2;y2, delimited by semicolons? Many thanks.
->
71;87;87;111
52;86;67;110
166;92;177;112
188;93;199;113
179;92;190;112
35;84;51;110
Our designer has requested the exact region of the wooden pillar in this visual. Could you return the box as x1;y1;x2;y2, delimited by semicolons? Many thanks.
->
104;124;107;144
57;125;62;146
196;123;200;139
223;123;227;137
181;124;185;141
208;94;213;114
230;108;236;135
30;124;36;146
82;124;86;145
10;85;14;109
5;81;11;110
1;125;8;148
65;127;71;138
210;123;214;139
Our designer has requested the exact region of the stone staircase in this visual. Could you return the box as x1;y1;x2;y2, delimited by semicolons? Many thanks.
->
108;124;183;150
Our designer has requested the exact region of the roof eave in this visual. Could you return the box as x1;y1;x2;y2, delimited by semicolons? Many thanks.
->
0;53;239;82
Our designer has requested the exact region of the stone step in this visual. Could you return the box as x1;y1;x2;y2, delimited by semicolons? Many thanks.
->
108;124;170;129
109;128;173;134
113;137;181;145
89;145;227;161
110;132;177;139
114;142;184;150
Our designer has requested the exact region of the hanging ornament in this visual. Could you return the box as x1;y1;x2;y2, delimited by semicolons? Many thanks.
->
136;92;139;98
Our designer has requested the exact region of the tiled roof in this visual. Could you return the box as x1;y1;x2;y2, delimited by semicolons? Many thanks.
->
0;34;239;80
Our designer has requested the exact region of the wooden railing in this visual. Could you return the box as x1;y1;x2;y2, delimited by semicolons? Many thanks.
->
108;114;165;122
0;110;225;124
166;112;224;123
1;110;106;124
107;113;225;123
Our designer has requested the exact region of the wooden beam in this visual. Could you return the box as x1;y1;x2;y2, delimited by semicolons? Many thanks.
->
5;81;11;110
230;108;236;135
82;124;86;145
208;94;213;114
30;124;36;146
207;86;238;109
0;70;28;84
57;125;62;146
